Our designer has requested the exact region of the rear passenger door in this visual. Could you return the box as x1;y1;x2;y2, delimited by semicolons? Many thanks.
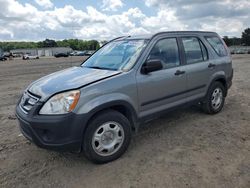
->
180;36;215;99
136;37;187;116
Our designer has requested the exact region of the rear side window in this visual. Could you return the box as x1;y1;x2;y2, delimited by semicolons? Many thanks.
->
148;38;180;69
205;36;227;57
181;37;208;64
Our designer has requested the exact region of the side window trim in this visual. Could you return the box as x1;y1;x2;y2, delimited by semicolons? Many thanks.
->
198;39;209;61
177;37;186;66
198;41;205;61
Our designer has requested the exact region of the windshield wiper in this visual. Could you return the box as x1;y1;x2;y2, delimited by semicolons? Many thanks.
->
86;66;117;71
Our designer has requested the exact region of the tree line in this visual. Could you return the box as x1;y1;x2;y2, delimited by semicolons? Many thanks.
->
0;39;100;52
0;27;249;51
223;28;250;46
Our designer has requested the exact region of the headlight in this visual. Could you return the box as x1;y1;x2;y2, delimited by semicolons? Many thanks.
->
40;90;80;115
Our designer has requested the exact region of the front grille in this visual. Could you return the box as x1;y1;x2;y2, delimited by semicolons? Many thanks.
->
19;91;40;114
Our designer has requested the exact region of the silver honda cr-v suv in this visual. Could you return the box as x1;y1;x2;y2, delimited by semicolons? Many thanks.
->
16;31;233;163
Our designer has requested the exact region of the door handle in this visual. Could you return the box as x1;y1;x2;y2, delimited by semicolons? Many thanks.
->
208;63;216;68
175;70;185;76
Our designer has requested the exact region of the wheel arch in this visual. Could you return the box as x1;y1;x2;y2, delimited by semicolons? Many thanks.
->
81;100;138;137
208;75;228;96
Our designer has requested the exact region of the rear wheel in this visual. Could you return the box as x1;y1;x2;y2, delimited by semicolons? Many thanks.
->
83;110;132;164
202;81;226;114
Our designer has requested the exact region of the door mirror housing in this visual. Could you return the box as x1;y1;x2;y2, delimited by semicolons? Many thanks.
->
141;59;163;74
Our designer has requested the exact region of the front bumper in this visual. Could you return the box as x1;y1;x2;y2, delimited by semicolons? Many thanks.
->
227;69;233;89
15;102;87;152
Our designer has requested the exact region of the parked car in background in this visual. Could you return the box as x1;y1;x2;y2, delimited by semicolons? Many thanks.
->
235;49;248;54
13;53;23;58
0;55;7;61
54;52;69;58
23;54;39;60
69;51;78;56
241;49;248;54
16;31;233;164
75;50;95;56
85;50;95;56
75;51;87;56
3;52;10;58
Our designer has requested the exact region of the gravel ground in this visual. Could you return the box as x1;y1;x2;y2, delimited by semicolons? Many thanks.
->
0;55;249;188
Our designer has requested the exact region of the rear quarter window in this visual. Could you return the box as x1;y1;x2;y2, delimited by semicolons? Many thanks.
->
205;36;227;57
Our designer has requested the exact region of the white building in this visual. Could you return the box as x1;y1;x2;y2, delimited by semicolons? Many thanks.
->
10;47;73;57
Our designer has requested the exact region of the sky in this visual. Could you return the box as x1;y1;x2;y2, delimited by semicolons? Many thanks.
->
0;0;249;41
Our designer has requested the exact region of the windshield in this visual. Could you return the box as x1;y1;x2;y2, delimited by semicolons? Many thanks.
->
82;39;148;71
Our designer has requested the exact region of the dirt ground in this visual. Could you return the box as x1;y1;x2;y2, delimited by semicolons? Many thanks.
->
0;55;249;188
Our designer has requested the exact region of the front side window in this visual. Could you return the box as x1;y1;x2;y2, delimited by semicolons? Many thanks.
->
182;37;206;64
82;39;148;71
148;38;180;69
205;36;227;57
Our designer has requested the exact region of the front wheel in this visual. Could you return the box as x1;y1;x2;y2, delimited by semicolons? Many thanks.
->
83;110;132;164
202;82;226;114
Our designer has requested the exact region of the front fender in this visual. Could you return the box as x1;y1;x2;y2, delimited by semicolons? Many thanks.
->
76;93;138;116
75;93;139;136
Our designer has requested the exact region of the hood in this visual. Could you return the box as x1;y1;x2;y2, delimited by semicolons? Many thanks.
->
28;66;121;101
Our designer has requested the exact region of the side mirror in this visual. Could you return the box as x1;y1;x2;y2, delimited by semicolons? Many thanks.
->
141;59;163;74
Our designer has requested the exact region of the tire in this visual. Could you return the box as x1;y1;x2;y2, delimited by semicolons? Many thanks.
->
83;110;132;164
202;81;226;114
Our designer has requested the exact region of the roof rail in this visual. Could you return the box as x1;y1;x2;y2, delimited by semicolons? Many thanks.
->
108;36;130;43
150;31;217;39
99;36;130;48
